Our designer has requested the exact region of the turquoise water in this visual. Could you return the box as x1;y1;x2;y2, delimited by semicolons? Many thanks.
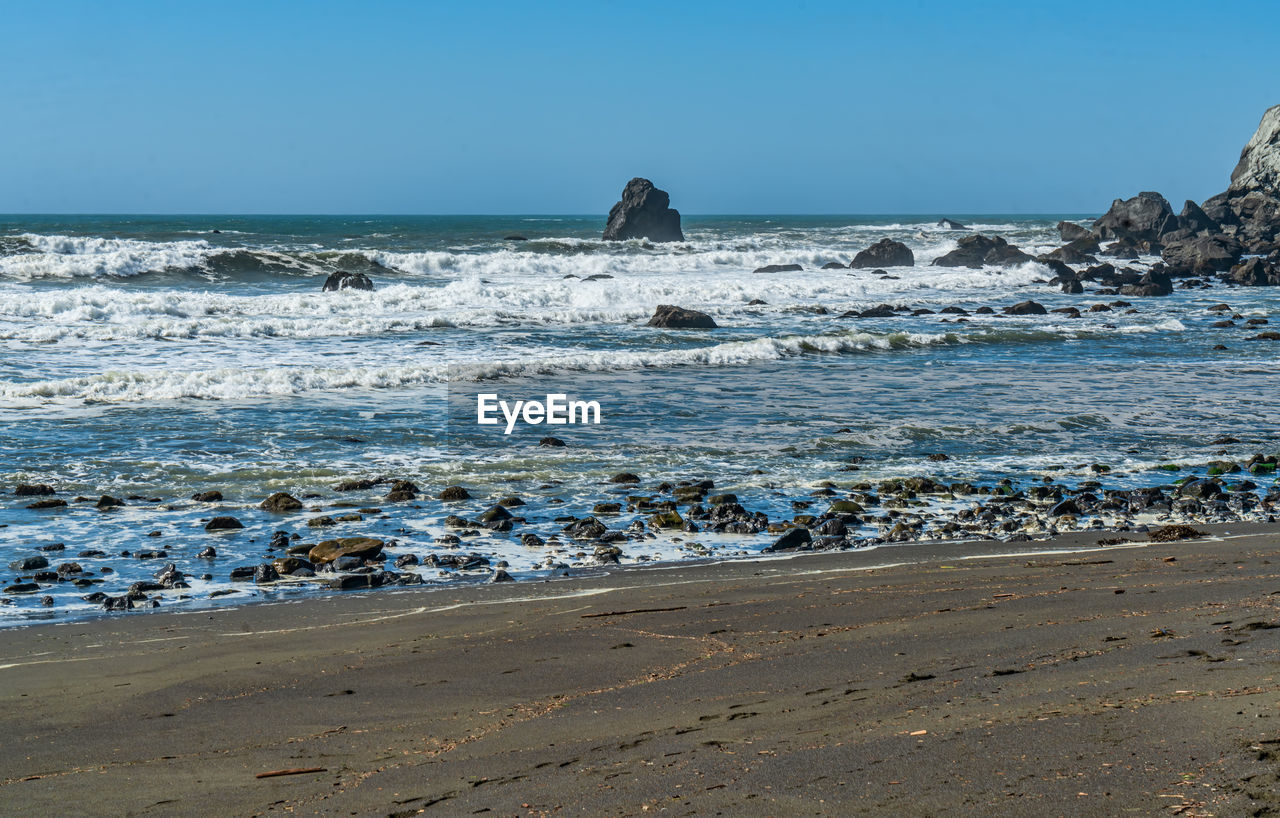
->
2;214;1277;623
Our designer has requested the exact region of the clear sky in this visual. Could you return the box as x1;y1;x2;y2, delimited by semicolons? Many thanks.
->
3;0;1278;214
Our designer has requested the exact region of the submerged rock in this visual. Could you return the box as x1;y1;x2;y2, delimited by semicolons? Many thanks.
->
753;263;803;273
602;178;684;242
937;218;967;230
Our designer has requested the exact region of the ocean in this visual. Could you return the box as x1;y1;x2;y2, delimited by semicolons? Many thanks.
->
2;214;1277;624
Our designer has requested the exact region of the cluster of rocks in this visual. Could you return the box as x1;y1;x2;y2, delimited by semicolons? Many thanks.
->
7;449;1278;614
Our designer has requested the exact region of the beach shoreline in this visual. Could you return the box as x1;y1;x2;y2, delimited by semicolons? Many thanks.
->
3;521;1278;815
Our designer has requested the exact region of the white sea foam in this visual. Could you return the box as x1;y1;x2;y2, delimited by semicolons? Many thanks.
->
0;234;217;280
0;259;1051;342
0;322;1185;404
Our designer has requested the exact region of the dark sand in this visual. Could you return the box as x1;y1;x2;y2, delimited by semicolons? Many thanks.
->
3;524;1280;816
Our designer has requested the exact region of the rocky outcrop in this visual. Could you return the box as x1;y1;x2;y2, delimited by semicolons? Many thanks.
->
1231;256;1280;286
932;235;1035;268
937;218;966;230
1091;192;1178;242
753;264;803;273
1177;200;1217;235
1119;271;1173;297
1043;236;1099;265
850;238;914;268
647;304;717;329
602;178;684;242
322;272;374;292
1057;221;1091;241
1201;105;1280;252
1160;234;1243;275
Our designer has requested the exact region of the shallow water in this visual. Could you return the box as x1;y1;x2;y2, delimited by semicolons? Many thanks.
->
2;214;1277;624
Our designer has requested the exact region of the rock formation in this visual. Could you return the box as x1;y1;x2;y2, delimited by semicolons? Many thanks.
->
932;235;1034;268
603;178;684;242
1202;104;1280;252
850;238;914;268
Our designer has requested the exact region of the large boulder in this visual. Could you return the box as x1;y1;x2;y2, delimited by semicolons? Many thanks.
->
851;238;914;268
1177;200;1217;235
1057;221;1091;241
647;304;717;329
1119;271;1173;297
1230;256;1280;286
309;537;384;565
932;235;1035;268
602;178;684;242
1160;234;1244;275
1043;236;1099;264
1091;192;1178;242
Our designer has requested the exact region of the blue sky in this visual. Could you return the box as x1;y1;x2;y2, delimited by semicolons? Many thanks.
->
3;0;1277;214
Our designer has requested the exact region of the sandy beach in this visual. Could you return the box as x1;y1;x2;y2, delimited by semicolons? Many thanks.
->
2;523;1279;816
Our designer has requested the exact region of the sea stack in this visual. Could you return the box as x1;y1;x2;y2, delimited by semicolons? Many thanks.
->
602;178;684;242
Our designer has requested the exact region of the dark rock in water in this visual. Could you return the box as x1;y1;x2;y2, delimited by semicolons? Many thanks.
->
1049;499;1082;517
384;479;419;502
204;516;244;532
102;595;133;611
764;527;812;552
9;555;48;570
197;546;217;559
563;516;608;540
191;490;223;502
253;564;280;584
602;178;684;242
489;569;515;583
1160;234;1243;275
611;472;641;483
4;582;40;594
1119;271;1173;297
333;478;378;492
307;515;336;528
1057;221;1091;241
746;298;767;306
260;492;303;512
504;235;527;241
1249;331;1280;340
96;495;125;509
753;263;803;273
851;238;914;269
539;436;566;447
937;218;967;230
821;261;848;269
26;498;67;509
309;536;384;564
1230;256;1280;286
647;304;717;329
15;483;55;496
933;235;1035;268
438;485;471;501
1043;236;1099;265
1003;300;1047;315
1092;192;1178;241
477;504;513;524
322;272;374;292
328;574;374;591
1061;279;1084;294
1179;479;1223;500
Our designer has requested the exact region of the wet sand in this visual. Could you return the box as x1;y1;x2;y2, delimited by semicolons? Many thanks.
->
2;524;1280;816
